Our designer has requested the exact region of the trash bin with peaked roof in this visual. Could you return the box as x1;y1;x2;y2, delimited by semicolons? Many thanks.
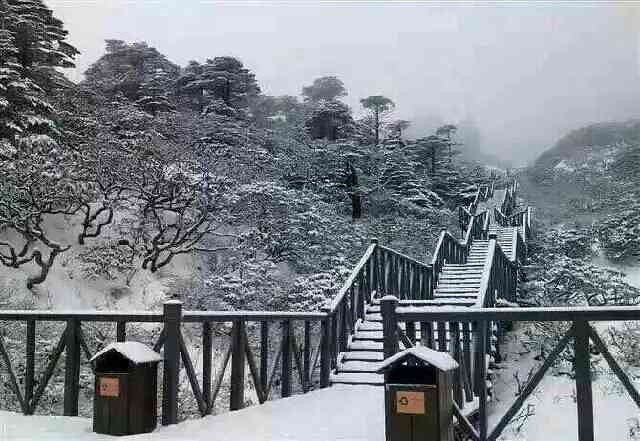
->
90;341;162;436
377;346;458;441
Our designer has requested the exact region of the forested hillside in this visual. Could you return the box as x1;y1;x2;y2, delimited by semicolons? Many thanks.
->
520;119;640;315
0;1;493;314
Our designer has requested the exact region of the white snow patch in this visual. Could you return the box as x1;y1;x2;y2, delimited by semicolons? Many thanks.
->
0;386;385;440
553;160;576;173
90;342;162;364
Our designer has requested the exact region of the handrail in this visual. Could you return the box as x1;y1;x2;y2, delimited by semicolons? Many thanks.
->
327;242;377;313
378;245;431;269
0;310;328;322
385;304;640;440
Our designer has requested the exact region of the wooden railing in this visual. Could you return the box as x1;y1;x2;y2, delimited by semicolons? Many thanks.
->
434;210;489;281
383;305;640;441
0;305;328;424
467;182;493;215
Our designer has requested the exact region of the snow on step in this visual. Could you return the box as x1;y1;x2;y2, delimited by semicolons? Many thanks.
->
330;372;384;385
358;321;383;331
353;331;383;341
365;313;382;322
349;340;383;351
338;360;383;372
342;351;384;361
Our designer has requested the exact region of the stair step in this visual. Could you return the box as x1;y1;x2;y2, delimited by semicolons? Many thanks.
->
436;286;479;293
434;294;478;299
342;351;384;361
365;313;382;322
353;331;383;341
438;272;482;283
357;322;383;331
349;341;383;351
337;360;383;373
330;372;384;386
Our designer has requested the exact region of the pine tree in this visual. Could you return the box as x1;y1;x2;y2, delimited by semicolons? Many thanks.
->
0;0;77;153
84;40;179;100
176;56;260;111
135;68;175;115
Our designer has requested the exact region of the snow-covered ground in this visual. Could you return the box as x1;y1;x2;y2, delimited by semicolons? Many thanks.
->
3;348;640;441
491;325;640;441
0;385;385;441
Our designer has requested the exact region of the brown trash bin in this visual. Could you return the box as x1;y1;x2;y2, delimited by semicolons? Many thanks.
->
377;347;458;441
90;342;162;436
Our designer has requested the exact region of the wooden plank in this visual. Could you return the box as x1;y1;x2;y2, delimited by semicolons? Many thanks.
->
0;332;27;413
76;324;95;374
477;321;488;441
396;305;640;323
161;301;181;425
290;331;305;391
589;325;640;409
243;326;266;404
153;328;166;352
451;321;463;408
488;324;575;441
116;321;126;342
30;328;66;413
281;320;292;398
208;344;232;414
328;243;377;312
260;321;269;394
303;321;311;392
202;322;212;410
320;317;330;388
63;319;81;416
179;332;206;416
230;320;246;411
25;319;35;414
574;320;594;441
381;297;399;358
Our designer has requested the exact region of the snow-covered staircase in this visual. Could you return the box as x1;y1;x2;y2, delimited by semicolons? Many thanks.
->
331;184;523;387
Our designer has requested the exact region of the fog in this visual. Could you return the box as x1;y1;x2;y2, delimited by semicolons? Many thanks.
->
49;1;640;166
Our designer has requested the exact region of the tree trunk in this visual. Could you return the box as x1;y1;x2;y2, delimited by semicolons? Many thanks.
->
431;146;437;176
351;192;362;220
374;109;380;146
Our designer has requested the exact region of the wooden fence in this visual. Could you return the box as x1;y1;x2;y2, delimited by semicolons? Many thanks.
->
381;304;640;441
0;306;328;424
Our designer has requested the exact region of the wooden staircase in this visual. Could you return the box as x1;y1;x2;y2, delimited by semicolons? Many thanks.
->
331;229;516;385
331;181;527;386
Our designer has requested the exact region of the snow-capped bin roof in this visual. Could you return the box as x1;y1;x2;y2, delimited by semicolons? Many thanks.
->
377;347;458;373
90;342;162;364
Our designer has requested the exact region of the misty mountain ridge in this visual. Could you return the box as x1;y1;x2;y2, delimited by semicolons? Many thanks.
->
531;119;640;181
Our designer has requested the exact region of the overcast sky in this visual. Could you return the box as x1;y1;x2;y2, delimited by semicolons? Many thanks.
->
48;1;640;165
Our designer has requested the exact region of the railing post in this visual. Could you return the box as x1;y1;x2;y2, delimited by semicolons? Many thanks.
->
476;320;488;440
320;313;331;388
162;300;182;425
116;321;126;342
371;238;379;296
575;320;594;441
25;319;35;415
303;320;311;392
281;320;292;398
381;296;398;359
260;321;269;394
202;321;212;411
230;320;246;410
63;319;80;416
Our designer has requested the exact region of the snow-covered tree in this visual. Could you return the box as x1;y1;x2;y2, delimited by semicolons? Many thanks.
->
176;56;260;111
135;68;176;115
360;95;395;146
302;76;347;102
83;40;180;100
